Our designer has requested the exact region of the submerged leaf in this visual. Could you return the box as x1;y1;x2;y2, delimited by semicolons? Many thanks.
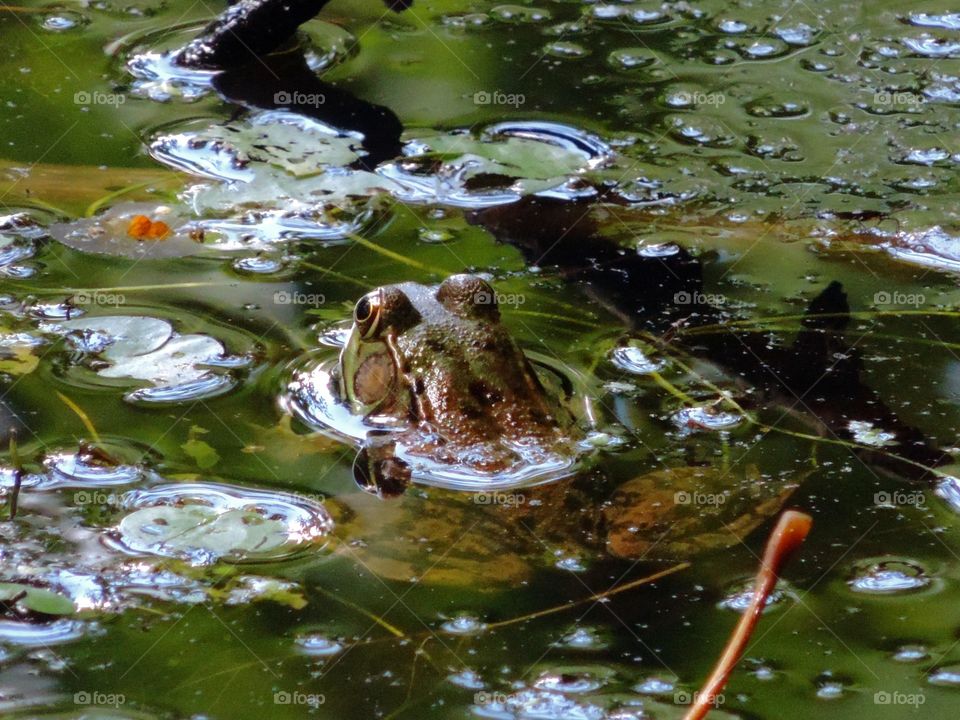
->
0;345;40;376
0;582;75;616
119;506;290;560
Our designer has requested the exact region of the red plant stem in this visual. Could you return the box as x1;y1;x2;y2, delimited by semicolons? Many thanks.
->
683;510;813;720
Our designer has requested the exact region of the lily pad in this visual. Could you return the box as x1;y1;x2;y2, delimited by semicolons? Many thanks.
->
0;343;40;376
0;582;75;616
119;506;290;560
151;110;364;180
112;482;334;565
45;315;240;402
48;203;211;259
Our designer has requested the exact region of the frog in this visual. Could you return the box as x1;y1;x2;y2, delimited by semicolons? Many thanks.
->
333;273;581;493
291;274;802;585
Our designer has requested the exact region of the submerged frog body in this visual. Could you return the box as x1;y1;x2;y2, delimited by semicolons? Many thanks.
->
336;274;580;490
289;274;802;583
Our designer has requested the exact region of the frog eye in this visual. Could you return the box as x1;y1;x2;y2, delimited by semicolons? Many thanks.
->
354;291;382;339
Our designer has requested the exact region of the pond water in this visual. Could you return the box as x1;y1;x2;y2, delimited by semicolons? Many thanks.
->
3;0;960;717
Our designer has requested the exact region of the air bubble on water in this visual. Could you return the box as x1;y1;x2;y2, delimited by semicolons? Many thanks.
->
608;48;659;70
750;664;777;681
674;406;744;432
441;615;487;635
746;99;809;118
847;559;930;594
42;13;85;31
740;39;790;59
716;18;751;34
555;627;607;650
637;242;681;257
418;228;456;244
545;42;590;59
773;23;819;46
893;644;929;663
815;676;846;700
491;5;551;23
935;475;960;513
473;688;605;719
533;671;603;694
0;620;86;647
892;147;950;166
610;346;664;375
720;581;793;613
902;35;960;58
449;669;486;689
929;665;960;686
907;13;960;30
634;676;675;694
295;633;344;657
555;555;586;572
233;254;287;274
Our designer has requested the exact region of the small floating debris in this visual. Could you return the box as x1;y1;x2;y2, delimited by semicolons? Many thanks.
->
49;203;208;258
126;214;171;241
847;420;896;447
